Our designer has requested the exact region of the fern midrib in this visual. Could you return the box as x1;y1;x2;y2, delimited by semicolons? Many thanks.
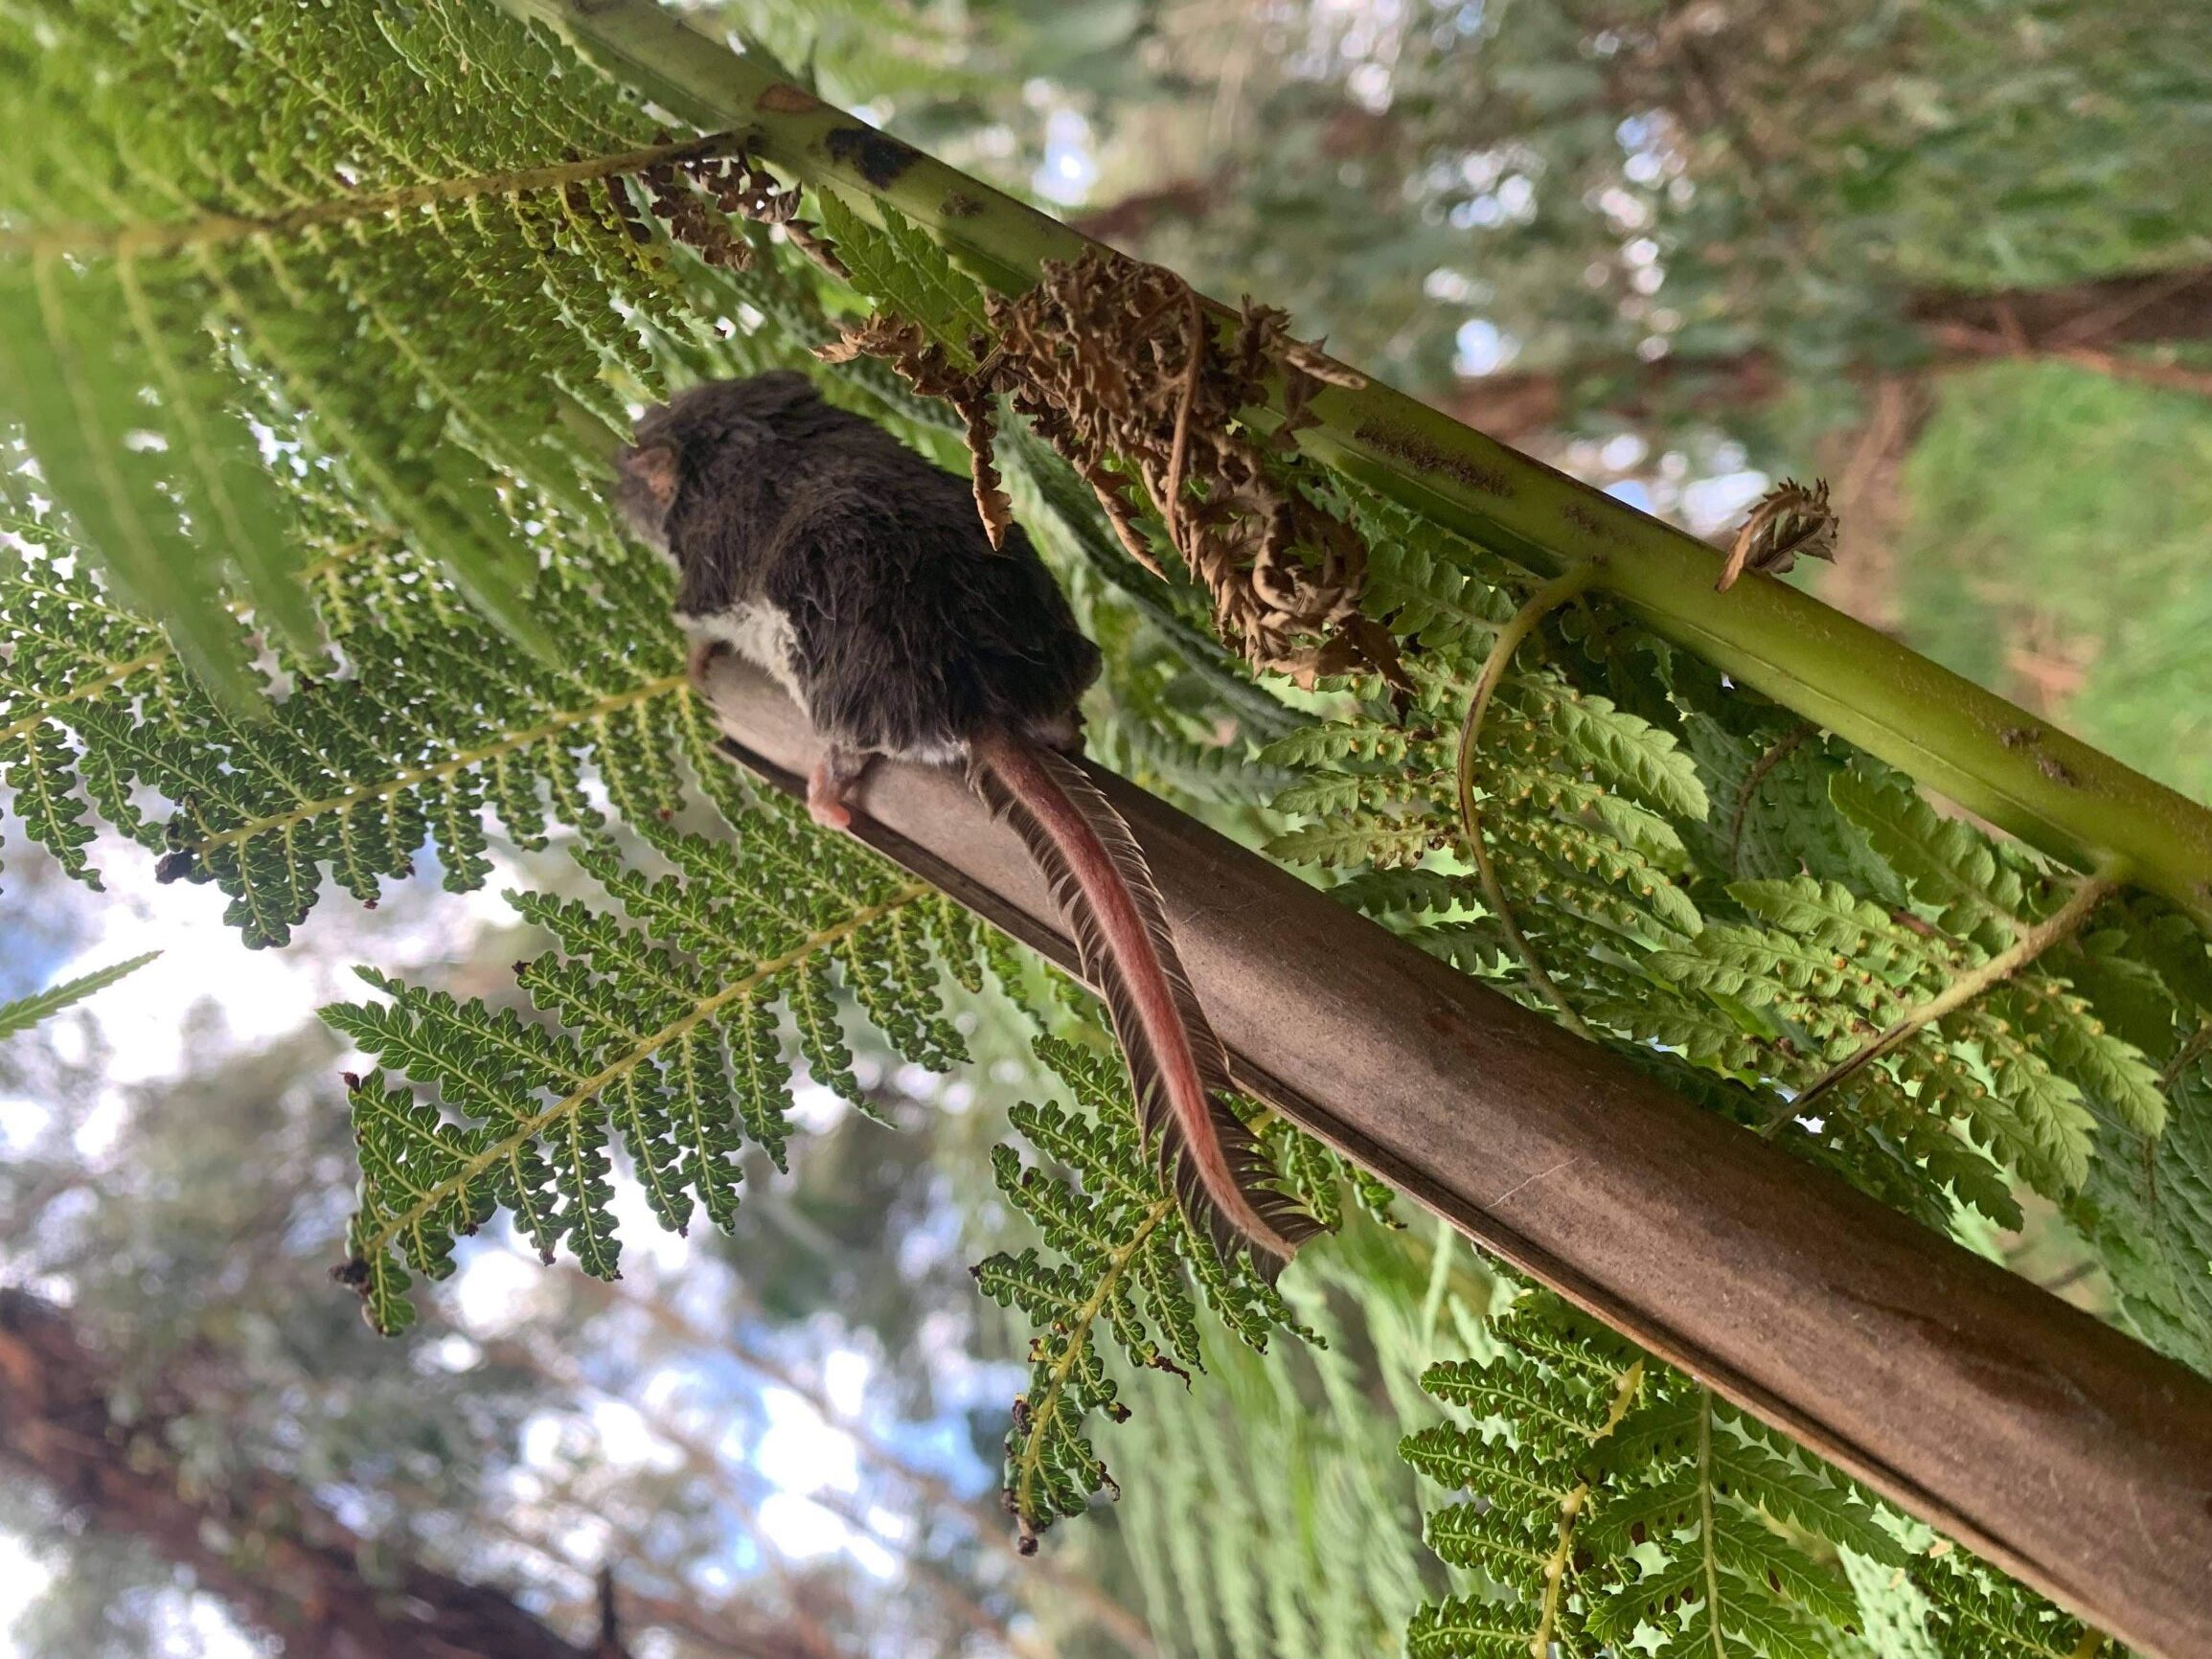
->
184;672;688;854
357;881;930;1261
1528;1354;1643;1656
1699;1387;1726;1659
1786;868;2125;1125
1015;1190;1180;1524
0;649;169;747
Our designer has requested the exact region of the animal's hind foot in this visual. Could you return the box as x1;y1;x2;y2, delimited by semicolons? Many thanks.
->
807;745;870;831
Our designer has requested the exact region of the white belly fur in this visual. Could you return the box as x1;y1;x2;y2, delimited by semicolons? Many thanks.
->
681;601;968;765
686;602;806;706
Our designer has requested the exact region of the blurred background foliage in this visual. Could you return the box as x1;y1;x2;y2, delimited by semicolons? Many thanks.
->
4;0;2207;1654
729;0;2212;794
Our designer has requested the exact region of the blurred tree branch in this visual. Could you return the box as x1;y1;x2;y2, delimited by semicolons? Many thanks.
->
0;1287;829;1659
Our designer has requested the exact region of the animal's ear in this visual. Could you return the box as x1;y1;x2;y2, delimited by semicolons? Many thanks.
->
620;443;680;511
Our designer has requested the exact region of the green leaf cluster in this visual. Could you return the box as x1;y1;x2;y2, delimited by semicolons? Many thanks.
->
0;0;718;694
1271;495;2212;1366
1401;1288;2101;1659
322;804;977;1334
0;486;723;943
975;1032;1363;1543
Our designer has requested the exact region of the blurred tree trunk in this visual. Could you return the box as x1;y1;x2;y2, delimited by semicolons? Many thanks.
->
0;1288;635;1659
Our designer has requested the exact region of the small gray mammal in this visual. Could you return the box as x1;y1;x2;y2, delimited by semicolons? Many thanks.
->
618;372;1317;1267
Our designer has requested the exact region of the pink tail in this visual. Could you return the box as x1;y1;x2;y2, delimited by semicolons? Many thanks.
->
971;732;1320;1269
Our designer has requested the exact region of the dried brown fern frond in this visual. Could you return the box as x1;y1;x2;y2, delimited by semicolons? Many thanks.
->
642;141;850;279
817;315;1013;544
982;250;1404;692
1717;477;1839;592
816;239;1402;692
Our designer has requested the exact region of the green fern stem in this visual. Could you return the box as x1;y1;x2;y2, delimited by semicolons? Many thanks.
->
1723;723;1813;878
1531;1482;1586;1659
1530;1356;1646;1658
180;673;689;856
505;0;2212;923
1530;1362;1654;1659
2158;1017;2212;1088
1772;864;2127;1131
0;134;735;262
1454;563;1600;1039
1698;1388;1726;1659
1014;1190;1179;1531
353;880;932;1264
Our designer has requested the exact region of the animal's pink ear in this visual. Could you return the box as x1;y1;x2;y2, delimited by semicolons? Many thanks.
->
621;443;680;510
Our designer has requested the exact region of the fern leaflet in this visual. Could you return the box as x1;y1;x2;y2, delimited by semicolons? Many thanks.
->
323;806;968;1335
0;950;158;1040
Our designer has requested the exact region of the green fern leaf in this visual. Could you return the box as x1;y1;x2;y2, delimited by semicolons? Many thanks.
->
2070;1057;2212;1374
1352;487;1515;669
1404;1594;1562;1659
974;1034;1329;1542
1909;1550;2092;1659
1403;1293;1913;1659
0;258;295;707
1681;717;1833;887
1829;770;2023;950
0;949;159;1039
815;191;992;353
321;819;943;1329
1511;676;1709;822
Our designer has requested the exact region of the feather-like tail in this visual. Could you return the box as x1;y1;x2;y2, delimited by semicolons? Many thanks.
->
970;731;1322;1270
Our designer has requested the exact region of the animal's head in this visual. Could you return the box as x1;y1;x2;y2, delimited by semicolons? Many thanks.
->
614;371;824;556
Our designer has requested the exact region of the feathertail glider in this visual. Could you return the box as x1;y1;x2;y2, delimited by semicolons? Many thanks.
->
969;732;1323;1270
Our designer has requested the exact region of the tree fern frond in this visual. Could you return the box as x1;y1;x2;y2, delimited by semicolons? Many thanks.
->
2070;1057;2212;1375
1508;675;1709;823
815;192;992;355
0;257;300;707
1352;486;1517;670
973;1034;1341;1546
1683;716;1898;894
0;0;708;671
321;811;951;1333
1828;770;2028;952
1908;1549;2096;1659
1402;1290;1904;1659
1254;452;2191;1280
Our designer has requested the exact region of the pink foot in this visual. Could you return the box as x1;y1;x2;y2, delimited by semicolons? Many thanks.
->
807;760;855;830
